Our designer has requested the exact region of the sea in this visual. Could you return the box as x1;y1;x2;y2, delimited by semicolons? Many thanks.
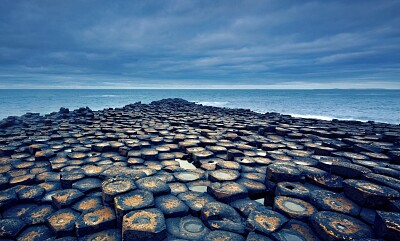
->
0;89;399;124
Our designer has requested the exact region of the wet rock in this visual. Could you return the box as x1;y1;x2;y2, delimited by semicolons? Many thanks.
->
17;225;54;241
52;189;84;209
201;201;245;234
71;196;102;213
208;169;240;182
307;173;343;192
204;230;245;241
275;182;310;200
102;177;136;203
207;181;248;203
75;206;116;237
276;219;321;241
17;185;45;202
343;179;400;209
114;189;154;223
231;198;269;217
168;182;189;195
0;218;26;239
266;163;302;182
78;228;121;241
273;196;317;222
331;161;371;179
2;203;38;218
310;211;373;241
46;208;80;237
23;204;56;225
178;191;215;215
310;190;361;216
135;176;171;196
122;208;167;241
72;178;102;193
374;211;400;240
246;209;288;235
360;208;376;225
155;194;189;218
246;232;272;241
166;215;210;240
174;171;203;182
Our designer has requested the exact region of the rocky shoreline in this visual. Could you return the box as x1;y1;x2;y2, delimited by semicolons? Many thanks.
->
1;98;400;241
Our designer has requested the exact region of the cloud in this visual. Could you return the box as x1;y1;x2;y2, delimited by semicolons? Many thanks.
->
0;0;399;88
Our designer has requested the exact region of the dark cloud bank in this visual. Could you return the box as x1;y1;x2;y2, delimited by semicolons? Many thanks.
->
0;0;399;89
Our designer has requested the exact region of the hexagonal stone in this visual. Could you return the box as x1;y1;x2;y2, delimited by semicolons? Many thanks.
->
208;169;240;182
168;182;188;195
17;185;45;202
201;201;245;234
9;174;36;186
23;204;56;225
178;192;216;215
174;171;203;182
82;165;105;177
17;225;54;241
141;149;159;160
266;163;301;182
166;215;210;240
135;176;171;196
216;160;241;170
204;230;245;241
273;196;317;222
46;208;80;237
246;232;272;241
79;228;121;241
246;210;288;235
114;189;154;222
374;211;400;240
307;173;343;192
60;172;85;189
75;206;117;237
275;219;320;241
343;179;400;208
2;203;38;218
102;177;136;203
226;149;245;161
275;182;310;200
154;194;189;218
310;190;361;216
363;172;400;192
331;161;371;178
72;178;102;193
192;150;214;162
236;178;266;198
72;196;103;213
231;199;269;218
207;182;248;203
122;208;167;241
92;142;111;152
52;189;84;209
0;218;26;239
310;211;373;241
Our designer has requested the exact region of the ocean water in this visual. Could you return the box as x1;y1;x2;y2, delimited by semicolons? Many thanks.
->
0;89;399;124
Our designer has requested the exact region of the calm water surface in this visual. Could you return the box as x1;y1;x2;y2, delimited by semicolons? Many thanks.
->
0;89;399;124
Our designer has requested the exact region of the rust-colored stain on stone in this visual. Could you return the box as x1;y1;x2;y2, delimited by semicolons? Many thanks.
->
48;212;74;228
123;195;144;207
83;208;114;225
123;210;158;232
254;214;280;230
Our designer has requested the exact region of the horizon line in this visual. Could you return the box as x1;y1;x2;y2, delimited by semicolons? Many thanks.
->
0;87;399;90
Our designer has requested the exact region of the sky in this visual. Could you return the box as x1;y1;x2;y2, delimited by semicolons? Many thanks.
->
0;0;399;89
